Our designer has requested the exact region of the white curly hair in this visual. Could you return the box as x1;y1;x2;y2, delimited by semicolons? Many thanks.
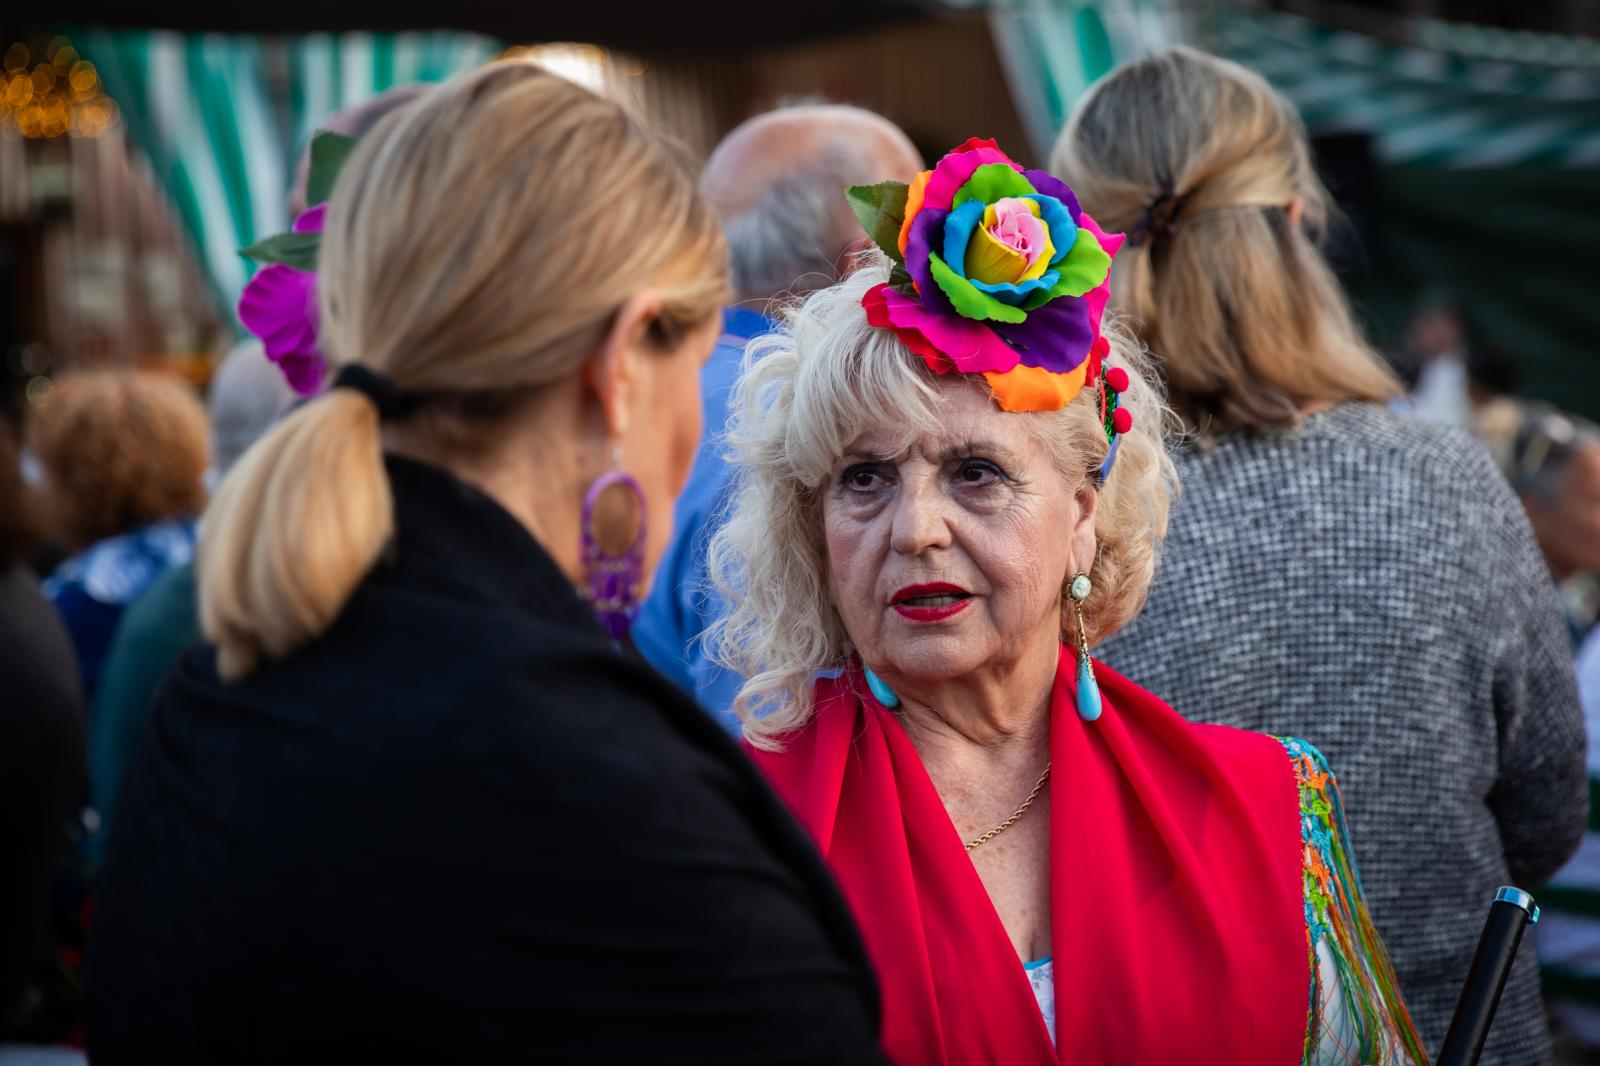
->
708;262;1178;749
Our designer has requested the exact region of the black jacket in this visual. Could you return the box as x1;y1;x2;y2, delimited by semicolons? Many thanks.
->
85;456;883;1065
0;564;85;1032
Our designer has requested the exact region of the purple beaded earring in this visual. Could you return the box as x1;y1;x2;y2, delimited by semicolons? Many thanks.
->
580;447;647;641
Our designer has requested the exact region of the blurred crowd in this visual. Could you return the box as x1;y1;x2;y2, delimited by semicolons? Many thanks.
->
1395;294;1600;1059
0;39;1595;1066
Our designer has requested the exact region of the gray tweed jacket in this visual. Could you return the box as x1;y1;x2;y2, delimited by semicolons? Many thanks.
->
1100;402;1585;1066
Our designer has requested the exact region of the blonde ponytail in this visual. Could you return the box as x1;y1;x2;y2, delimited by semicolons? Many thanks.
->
200;391;390;680
1052;47;1399;435
199;59;727;679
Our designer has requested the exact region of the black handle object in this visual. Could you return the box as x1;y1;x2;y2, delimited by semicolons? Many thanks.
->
1436;887;1541;1066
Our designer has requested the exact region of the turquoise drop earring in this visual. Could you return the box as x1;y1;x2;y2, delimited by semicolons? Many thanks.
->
1068;573;1102;722
865;667;901;709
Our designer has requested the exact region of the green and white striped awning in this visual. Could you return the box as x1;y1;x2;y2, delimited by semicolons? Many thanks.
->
973;0;1188;158
971;2;1600;168
80;31;499;317
1209;10;1600;169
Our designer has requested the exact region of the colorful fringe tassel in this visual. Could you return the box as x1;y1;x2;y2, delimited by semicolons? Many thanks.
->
1282;738;1431;1066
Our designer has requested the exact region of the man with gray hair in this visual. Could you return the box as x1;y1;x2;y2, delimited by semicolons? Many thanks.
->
633;104;921;728
1514;409;1600;1053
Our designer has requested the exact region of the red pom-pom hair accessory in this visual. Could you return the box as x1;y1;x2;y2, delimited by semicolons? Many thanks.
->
1097;359;1133;482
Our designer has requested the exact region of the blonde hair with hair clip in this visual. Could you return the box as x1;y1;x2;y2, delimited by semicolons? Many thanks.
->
202;60;728;680
708;264;1176;750
1050;46;1399;434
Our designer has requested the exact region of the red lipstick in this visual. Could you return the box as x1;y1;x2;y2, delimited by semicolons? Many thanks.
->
890;582;973;622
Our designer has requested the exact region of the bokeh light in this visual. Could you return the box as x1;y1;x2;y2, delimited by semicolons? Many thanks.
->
500;43;609;94
0;37;118;139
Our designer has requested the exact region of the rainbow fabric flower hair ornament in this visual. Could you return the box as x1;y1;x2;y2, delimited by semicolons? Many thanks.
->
849;137;1132;473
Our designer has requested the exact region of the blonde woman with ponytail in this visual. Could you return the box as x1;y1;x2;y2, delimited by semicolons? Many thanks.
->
85;61;884;1066
1057;47;1584;1065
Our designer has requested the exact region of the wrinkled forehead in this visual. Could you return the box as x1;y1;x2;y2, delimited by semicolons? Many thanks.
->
839;379;1042;465
783;316;1061;487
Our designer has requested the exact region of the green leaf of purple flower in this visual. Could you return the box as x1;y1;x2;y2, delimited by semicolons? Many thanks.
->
239;231;320;271
305;130;358;209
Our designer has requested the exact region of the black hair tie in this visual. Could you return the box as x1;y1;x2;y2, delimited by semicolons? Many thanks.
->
1128;178;1194;248
332;363;404;417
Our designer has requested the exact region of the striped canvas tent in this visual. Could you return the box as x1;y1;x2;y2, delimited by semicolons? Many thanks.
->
1208;10;1600;417
1210;10;1600;169
79;31;499;317
975;0;1187;158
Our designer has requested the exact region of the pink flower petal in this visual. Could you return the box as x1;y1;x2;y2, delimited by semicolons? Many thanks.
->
237;264;326;396
922;145;1019;212
1079;210;1123;260
276;351;328;395
293;203;327;233
875;285;1020;374
1077;212;1123;337
989;198;1049;267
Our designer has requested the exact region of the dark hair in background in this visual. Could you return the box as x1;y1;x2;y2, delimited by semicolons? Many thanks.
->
1468;343;1519;398
0;419;38;568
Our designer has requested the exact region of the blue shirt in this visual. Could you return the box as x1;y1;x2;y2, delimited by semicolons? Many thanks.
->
634;307;771;731
44;519;198;702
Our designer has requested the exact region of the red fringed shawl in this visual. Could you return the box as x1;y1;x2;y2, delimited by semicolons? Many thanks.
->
749;646;1312;1065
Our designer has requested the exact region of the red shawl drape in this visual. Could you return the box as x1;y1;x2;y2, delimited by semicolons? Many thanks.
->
749;646;1310;1065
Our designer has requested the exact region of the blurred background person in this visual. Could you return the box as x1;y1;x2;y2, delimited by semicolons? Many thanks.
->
632;103;921;727
85;345;295;868
1403;295;1473;428
1510;411;1600;645
85;62;884;1064
87;86;419;871
28;370;209;704
1464;342;1524;474
0;420;85;1049
1054;46;1584;1065
284;86;425;221
1551;611;1600;1063
1515;411;1600;1059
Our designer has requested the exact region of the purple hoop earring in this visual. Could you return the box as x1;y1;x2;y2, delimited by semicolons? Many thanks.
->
580;464;647;641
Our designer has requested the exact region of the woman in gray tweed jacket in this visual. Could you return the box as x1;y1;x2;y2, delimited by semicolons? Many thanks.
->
1054;47;1585;1065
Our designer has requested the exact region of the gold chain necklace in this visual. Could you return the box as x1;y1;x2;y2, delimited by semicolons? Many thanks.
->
963;762;1051;852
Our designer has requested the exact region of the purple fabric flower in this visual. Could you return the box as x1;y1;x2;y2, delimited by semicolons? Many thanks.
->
236;205;327;397
990;296;1093;374
293;203;327;234
853;137;1123;412
904;207;953;315
1021;169;1082;225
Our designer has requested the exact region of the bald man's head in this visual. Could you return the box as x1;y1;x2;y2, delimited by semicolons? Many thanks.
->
702;105;922;301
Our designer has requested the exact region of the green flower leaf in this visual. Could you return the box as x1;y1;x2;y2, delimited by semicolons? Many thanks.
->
845;181;909;265
240;231;320;271
928;253;1027;324
1021;226;1110;309
951;163;1036;210
305;130;358;209
888;262;914;289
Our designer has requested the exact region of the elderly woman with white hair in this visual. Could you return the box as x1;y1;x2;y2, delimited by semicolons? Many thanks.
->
710;138;1427;1064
